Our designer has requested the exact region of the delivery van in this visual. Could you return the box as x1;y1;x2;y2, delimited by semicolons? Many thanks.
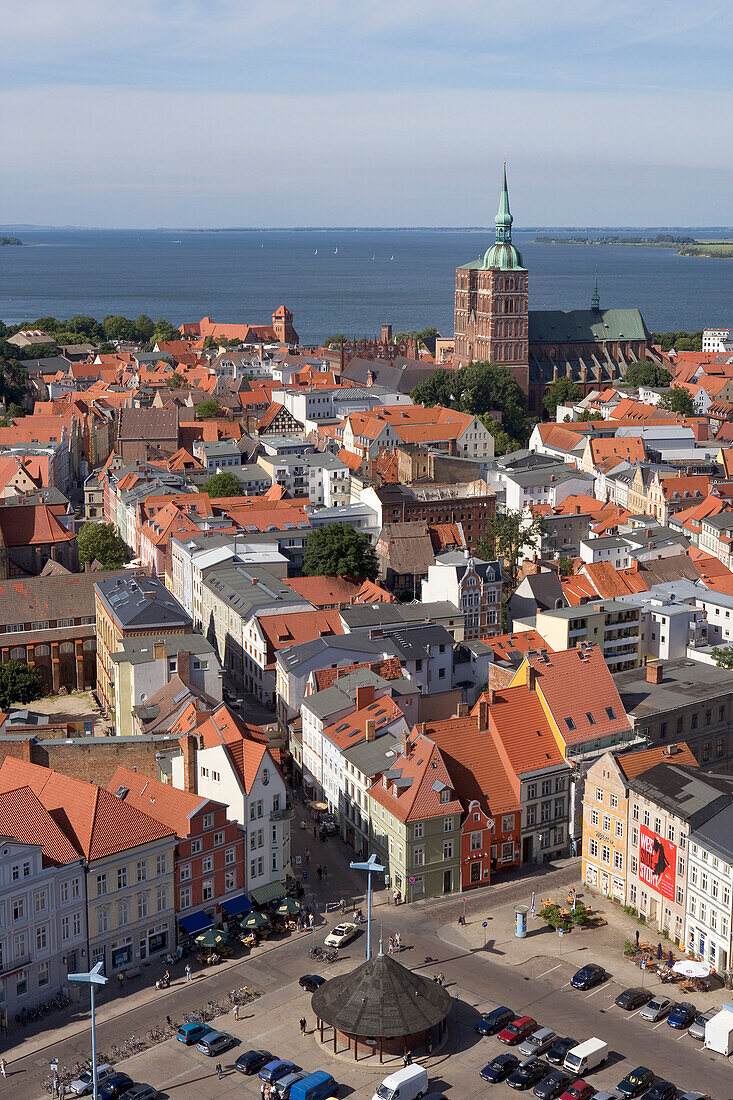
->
289;1072;338;1100
372;1065;429;1100
563;1037;608;1074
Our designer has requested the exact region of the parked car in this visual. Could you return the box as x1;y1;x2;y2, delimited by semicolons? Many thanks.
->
197;1030;235;1056
99;1075;133;1100
688;1009;715;1041
678;1093;711;1100
617;1068;655;1098
475;1006;515;1036
570;965;607;990
506;1058;548;1090
260;1060;297;1084
667;1001;696;1029
176;1022;214;1045
119;1088;158;1100
498;1016;538;1045
271;1072;310;1100
236;1050;273;1075
70;1066;116;1096
559;1085;594;1100
546;1037;577;1066
324;923;357;948
299;974;326;993
614;988;649;1011
518;1027;556;1058
533;1070;573;1099
480;1054;520;1082
590;1093;624;1100
639;1085;675;1100
639;996;672;1022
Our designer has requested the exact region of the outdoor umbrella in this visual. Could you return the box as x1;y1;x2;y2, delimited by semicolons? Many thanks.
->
274;897;302;916
195;928;229;949
672;959;711;978
668;950;674;967
240;910;271;931
657;942;663;960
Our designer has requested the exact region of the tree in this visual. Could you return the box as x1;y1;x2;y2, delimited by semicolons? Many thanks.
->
652;330;703;353
166;372;187;389
323;334;347;348
476;509;546;590
303;523;379;581
585;411;604;421
77;521;126;569
134;314;155;341
543;377;581;417
659;386;694;417
103;314;138;342
712;646;733;669
481;415;520;456
195;398;223;419
97;341;116;354
393;326;439;345
410;368;456;409
411;361;532;444
0;661;46;709
147;318;180;348
557;554;575;576
623;360;670;388
202;472;243;498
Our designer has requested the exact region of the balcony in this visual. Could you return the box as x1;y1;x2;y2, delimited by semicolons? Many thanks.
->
270;805;295;822
0;953;31;977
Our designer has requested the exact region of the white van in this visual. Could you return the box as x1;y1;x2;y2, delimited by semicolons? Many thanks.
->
372;1065;428;1100
69;1064;115;1096
563;1037;608;1074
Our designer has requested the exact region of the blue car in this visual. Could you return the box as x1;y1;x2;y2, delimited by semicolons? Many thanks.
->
259;1061;297;1084
176;1022;214;1045
667;1001;696;1029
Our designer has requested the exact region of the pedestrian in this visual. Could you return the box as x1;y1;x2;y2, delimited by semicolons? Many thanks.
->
340;897;345;913
388;935;394;954
233;1003;240;1021
117;971;125;990
395;932;401;951
53;1074;59;1096
185;963;192;981
437;971;445;986
1;1059;8;1079
635;929;640;949
322;866;327;880
166;1015;173;1029
309;913;314;930
305;848;310;864
60;1084;67;1100
317;865;322;880
426;1034;433;1055
216;1062;223;1080
261;1082;267;1100
300;1016;307;1036
313;825;317;838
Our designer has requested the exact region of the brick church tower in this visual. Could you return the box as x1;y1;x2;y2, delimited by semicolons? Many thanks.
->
272;305;298;345
453;166;529;394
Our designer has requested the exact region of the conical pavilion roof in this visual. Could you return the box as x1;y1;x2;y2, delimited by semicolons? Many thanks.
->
310;952;451;1038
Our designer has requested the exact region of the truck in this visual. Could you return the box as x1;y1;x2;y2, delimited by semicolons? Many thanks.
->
563;1037;608;1075
704;1007;733;1056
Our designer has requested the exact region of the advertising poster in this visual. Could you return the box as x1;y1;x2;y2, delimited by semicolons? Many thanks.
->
639;825;676;900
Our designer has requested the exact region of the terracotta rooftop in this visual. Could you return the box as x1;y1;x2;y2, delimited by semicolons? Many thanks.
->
476;686;565;775
483;629;554;662
106;766;225;838
421;714;519;818
0;786;83;866
522;646;631;747
369;733;463;823
616;742;698;780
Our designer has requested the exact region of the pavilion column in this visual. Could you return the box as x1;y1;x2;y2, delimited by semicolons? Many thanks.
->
319;1019;323;1042
26;645;35;666
333;1029;337;1053
75;638;85;690
51;642;61;692
1;647;9;663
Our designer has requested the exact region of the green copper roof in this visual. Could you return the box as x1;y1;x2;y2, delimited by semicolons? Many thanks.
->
458;164;525;271
591;276;600;311
495;164;512;231
528;308;649;345
482;241;525;270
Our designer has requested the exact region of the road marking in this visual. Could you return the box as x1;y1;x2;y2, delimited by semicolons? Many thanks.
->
560;982;572;990
584;987;603;997
677;1030;688;1041
652;1019;667;1029
537;965;562;978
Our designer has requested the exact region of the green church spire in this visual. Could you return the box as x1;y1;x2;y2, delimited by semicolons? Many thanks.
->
591;274;600;311
495;162;513;244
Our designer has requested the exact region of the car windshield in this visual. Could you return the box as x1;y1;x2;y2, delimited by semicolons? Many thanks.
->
377;1087;395;1100
505;1022;520;1033
647;999;662;1009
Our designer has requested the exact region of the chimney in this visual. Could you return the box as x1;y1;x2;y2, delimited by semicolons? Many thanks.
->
365;719;376;742
402;731;412;756
527;665;536;692
646;661;663;685
456;703;469;717
478;698;490;730
153;641;166;660
355;684;375;710
181;734;197;792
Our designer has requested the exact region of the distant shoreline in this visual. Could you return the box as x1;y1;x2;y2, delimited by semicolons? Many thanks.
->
534;234;733;258
0;236;22;246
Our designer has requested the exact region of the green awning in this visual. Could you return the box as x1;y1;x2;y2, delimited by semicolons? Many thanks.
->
249;880;287;907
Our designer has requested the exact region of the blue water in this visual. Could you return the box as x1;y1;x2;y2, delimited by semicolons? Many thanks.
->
1;228;731;342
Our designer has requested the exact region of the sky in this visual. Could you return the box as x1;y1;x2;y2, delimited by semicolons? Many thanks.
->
3;0;732;228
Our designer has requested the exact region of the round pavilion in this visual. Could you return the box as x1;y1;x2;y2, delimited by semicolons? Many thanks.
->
310;951;451;1061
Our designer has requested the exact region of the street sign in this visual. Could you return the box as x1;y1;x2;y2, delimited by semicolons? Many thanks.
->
482;921;488;928
558;928;564;938
409;876;416;884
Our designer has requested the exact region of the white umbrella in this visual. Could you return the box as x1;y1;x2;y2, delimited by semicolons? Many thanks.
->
672;959;711;978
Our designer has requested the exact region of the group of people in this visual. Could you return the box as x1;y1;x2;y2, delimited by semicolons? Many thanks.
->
296;909;316;933
154;970;171;990
387;933;401;953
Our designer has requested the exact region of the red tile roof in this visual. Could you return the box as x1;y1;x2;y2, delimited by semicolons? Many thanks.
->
616;742;698;779
483;629;553;660
194;703;271;793
368;733;463;823
522;646;631;747
477;686;565;776
0;504;77;548
421;715;519;818
324;693;406;750
258;608;344;658
0;786;82;865
106;767;224;837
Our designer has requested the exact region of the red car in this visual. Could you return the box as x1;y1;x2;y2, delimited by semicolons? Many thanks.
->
560;1084;594;1100
497;1015;538;1045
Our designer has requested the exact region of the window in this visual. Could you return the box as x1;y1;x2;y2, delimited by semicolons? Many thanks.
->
654;817;662;834
565;717;576;731
527;783;537;800
632;803;639;821
225;847;236;865
542;779;552;796
61;916;70;942
225;869;236;891
591;809;599;827
601;845;611;865
606;707;616;720
203;812;214;829
137;893;148;920
667;824;675;842
413;847;424;867
117;899;130;926
180;886;192;910
443;817;453;832
610;794;618;809
595;788;604;802
676;886;683;905
136;860;147;883
190;839;202;855
643;809;650;827
443;841;453;860
413;822;424;839
613;851;623;870
97;907;109;934
629;884;637;905
214;831;225;847
156;886;168;913
589;838;598;858
73;912;81;936
202;856;214;874
439;788;451;803
631;856;638;873
179;862;192;881
602;814;611;832
526;805;536;826
501;842;514;862
470;831;482;851
72;878;80;898
502;814;514;832
615;821;624;839
16;971;27;997
541;801;551;822
156;853;167;876
96;873;108;897
555;798;565;819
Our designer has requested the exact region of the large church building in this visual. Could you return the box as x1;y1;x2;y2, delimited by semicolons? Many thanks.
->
453;168;650;415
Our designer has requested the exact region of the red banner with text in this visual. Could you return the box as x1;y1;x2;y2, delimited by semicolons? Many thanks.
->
639;825;676;901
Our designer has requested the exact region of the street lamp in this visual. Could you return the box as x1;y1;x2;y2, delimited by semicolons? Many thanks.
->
67;961;108;1100
349;852;385;961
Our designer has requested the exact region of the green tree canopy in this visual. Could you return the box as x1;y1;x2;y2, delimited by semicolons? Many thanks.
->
202;472;243;498
393;326;439;345
652;330;703;353
195;398;223;419
303;523;379;581
103;315;139;342
480;415;520;456
166;372;187;389
77;521;126;569
411;361;532;443
0;661;46;710
659;386;695;416
476;509;546;590
148;319;180;347
323;334;347;348
712;646;733;669
623;360;671;388
543;377;582;417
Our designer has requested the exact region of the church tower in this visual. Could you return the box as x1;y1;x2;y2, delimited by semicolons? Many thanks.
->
453;165;529;393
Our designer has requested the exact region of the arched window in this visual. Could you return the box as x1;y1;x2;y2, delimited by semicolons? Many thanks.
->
59;642;74;655
83;639;96;651
10;647;25;660
34;644;50;657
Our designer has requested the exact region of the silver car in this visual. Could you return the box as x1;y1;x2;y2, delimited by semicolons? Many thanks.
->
518;1026;556;1057
688;1009;715;1041
592;1092;624;1100
639;995;672;1022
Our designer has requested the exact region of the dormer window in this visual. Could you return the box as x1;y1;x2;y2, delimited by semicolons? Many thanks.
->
440;788;452;803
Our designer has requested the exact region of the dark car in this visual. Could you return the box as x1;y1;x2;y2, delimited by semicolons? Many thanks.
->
475;1005;515;1035
533;1069;573;1099
507;1059;548;1091
480;1054;520;1083
235;1049;273;1075
299;974;326;993
99;1075;133;1100
668;1001;696;1029
615;987;649;1011
498;1016;538;1045
546;1037;577;1066
640;1085;675;1100
119;1088;158;1100
617;1068;655;1098
570;964;607;990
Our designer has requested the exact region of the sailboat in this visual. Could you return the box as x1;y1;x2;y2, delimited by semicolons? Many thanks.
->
390;255;394;261
334;247;338;254
314;249;318;255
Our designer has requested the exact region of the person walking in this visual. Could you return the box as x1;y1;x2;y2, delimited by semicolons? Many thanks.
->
305;848;310;864
394;932;401;951
261;1083;267;1100
437;972;445;986
185;963;192;981
388;936;394;954
1;1059;8;1079
313;825;317;839
322;865;328;881
316;865;322;881
216;1062;223;1080
233;1003;240;1021
300;1016;307;1036
308;912;314;930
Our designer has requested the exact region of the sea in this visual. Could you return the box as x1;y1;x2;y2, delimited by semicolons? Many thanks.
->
1;227;732;343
